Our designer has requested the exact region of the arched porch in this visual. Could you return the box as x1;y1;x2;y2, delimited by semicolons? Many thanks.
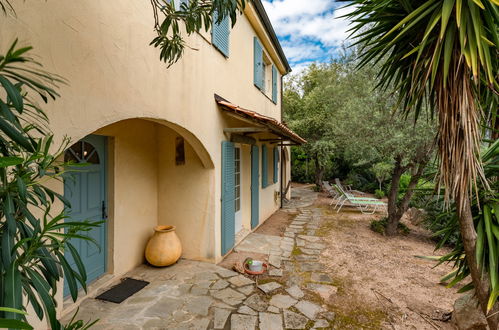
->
63;118;216;293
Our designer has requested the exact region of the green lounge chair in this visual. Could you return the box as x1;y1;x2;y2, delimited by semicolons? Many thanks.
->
332;184;386;214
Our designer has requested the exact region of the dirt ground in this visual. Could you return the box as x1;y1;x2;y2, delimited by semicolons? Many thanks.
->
315;192;459;329
255;208;294;237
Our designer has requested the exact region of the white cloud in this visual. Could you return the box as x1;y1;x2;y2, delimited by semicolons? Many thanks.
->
281;41;323;63
263;0;334;21
288;61;314;76
262;0;355;69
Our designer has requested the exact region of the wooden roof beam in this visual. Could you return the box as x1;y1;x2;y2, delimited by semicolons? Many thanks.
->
224;127;269;133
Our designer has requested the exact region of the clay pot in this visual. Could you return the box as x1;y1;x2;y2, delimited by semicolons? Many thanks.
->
145;225;182;267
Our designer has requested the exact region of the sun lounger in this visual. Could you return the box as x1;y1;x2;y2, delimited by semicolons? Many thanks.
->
332;184;386;214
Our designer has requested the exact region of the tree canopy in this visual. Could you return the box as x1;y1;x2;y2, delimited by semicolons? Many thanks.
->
284;54;436;187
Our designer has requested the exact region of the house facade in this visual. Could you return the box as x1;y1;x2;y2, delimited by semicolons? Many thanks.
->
1;0;304;325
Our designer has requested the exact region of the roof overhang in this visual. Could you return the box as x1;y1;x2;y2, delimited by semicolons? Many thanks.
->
251;0;291;74
215;94;306;145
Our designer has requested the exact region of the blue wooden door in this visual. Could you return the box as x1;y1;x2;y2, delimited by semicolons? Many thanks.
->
221;141;235;255
251;145;259;229
64;135;107;295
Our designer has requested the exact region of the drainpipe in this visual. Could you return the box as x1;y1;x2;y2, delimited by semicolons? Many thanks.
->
279;72;285;208
280;142;284;208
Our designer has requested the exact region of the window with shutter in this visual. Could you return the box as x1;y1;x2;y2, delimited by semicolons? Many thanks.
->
221;141;235;255
212;10;230;57
251;145;259;229
272;65;278;103
273;147;279;183
261;144;268;188
254;37;264;90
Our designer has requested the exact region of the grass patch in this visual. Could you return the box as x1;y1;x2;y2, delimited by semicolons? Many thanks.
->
315;218;339;237
292;246;303;256
370;217;410;235
256;277;285;286
329;307;387;329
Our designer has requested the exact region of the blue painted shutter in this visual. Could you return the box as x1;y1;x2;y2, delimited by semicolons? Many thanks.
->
273;147;279;183
272;65;278;103
254;37;264;90
261;144;267;188
172;0;188;10
251;145;260;229
221;141;235;255
212;11;230;57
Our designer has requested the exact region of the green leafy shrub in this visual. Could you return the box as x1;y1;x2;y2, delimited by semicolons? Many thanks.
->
290;147;315;183
372;162;393;191
374;189;385;199
370;217;410;235
344;170;378;193
423;206;460;246
0;41;99;329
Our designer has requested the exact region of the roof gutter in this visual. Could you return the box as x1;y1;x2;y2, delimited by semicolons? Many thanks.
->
252;0;292;74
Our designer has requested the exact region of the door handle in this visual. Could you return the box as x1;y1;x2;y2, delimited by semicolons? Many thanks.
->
101;201;107;220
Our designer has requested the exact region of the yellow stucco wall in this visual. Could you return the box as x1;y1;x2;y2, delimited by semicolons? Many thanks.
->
157;126;215;261
2;0;289;325
94;120;160;275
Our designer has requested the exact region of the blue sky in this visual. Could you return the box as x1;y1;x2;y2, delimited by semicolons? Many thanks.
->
262;0;353;74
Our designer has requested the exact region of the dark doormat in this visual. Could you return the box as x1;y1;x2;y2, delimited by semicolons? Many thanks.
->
95;278;149;303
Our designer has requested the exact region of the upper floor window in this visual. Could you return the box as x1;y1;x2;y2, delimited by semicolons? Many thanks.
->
169;0;188;11
212;11;230;57
261;144;279;188
253;37;278;103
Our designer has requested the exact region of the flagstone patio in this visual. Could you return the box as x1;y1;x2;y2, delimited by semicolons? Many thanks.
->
61;186;337;329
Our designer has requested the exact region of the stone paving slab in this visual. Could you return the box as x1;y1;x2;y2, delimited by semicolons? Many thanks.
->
61;186;339;329
283;309;309;329
259;312;283;330
295;300;322;320
213;308;231;329
269;294;297;309
231;314;257;330
233;233;282;254
258;281;282;294
285;285;305;299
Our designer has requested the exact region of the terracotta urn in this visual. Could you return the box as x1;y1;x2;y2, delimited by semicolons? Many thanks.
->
145;225;182;267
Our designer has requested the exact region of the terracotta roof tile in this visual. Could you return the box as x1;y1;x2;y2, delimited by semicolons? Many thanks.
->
215;94;306;145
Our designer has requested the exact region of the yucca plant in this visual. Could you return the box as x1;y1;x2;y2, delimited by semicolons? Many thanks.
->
427;140;499;311
343;0;498;326
0;41;100;329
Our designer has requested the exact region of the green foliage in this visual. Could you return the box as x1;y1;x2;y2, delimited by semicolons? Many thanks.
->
423;201;460;246
436;140;499;310
0;307;31;329
430;140;499;312
284;68;337;184
397;174;412;194
284;54;436;190
370;217;410;235
149;0;246;67
374;189;385;199
343;10;498;321
0;41;100;329
372;162;393;190
344;169;377;193
343;0;498;118
290;147;315;183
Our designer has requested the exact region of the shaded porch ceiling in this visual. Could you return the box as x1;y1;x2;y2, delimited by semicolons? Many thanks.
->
215;94;306;145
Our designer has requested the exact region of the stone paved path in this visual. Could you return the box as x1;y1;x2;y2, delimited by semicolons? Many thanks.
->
63;187;336;329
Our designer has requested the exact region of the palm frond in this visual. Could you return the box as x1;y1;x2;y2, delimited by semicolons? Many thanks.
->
342;0;498;211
